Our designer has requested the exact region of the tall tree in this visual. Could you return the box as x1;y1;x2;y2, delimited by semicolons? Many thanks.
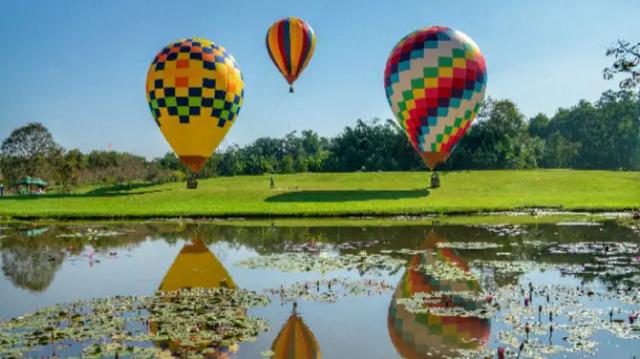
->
528;113;550;138
594;90;640;169
0;123;61;185
54;149;84;192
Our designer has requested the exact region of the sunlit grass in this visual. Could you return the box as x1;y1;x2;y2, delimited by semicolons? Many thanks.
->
0;170;637;219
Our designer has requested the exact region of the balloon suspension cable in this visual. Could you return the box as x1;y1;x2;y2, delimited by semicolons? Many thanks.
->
265;91;287;127
289;85;294;93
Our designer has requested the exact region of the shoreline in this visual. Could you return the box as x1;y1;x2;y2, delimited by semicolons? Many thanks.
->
1;208;635;226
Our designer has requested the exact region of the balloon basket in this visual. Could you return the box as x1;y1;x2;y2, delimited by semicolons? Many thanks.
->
289;86;294;93
430;172;440;189
186;177;198;189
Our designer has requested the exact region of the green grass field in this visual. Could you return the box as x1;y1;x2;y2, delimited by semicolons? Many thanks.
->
0;170;638;219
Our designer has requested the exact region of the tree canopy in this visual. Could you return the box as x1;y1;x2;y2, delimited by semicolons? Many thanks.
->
0;123;61;185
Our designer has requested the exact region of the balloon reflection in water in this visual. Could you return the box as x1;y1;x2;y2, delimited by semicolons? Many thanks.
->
159;236;235;291
154;236;238;358
388;231;490;358
271;303;321;359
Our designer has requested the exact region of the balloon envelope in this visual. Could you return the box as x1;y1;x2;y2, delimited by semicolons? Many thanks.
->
266;17;316;91
146;38;244;172
384;26;487;170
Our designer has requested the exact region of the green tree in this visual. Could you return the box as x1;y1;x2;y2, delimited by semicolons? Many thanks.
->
280;154;295;173
326;118;420;172
217;145;244;176
0;123;61;186
157;152;183;171
545;92;640;169
528;113;550;138
594;90;640;169
541;132;580;168
447;99;533;169
54;149;84;192
604;40;640;90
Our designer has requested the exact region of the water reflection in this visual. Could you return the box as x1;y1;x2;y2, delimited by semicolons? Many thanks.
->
1;245;63;291
154;234;239;358
271;303;320;359
2;223;639;294
1;221;639;358
0;223;181;291
388;231;490;358
1;226;62;291
159;235;235;291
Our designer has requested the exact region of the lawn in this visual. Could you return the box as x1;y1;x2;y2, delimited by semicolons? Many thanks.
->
0;170;638;219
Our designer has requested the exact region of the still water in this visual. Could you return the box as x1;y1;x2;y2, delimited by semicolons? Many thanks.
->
0;220;639;358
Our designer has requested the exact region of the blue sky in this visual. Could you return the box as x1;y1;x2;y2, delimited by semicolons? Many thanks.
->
0;0;638;158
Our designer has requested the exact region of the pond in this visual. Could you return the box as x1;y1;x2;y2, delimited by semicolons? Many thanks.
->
0;220;639;358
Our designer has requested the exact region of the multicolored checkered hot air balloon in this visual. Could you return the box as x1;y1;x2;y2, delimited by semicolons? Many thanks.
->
387;232;491;358
146;38;244;177
266;17;316;93
384;26;487;170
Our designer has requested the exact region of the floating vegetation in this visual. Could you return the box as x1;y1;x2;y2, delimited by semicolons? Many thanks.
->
476;224;526;236
235;251;406;275
56;228;124;241
521;239;556;247
281;241;331;253
397;291;496;318
260;349;275;357
394;281;640;358
380;248;427;255
483;283;640;358
436;241;502;250
0;288;270;358
549;242;639;255
267;278;394;303
556;221;602;226
414;261;478;282
471;260;541;274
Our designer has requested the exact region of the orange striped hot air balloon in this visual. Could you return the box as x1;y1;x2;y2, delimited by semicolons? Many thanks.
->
266;17;316;93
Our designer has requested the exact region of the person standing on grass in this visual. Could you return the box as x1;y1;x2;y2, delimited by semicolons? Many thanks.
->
270;177;275;190
0;184;4;197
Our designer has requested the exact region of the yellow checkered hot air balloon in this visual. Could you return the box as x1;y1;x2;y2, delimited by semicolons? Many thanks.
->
146;38;244;188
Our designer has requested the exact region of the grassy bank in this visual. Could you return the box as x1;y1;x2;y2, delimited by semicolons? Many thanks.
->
0;170;637;219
